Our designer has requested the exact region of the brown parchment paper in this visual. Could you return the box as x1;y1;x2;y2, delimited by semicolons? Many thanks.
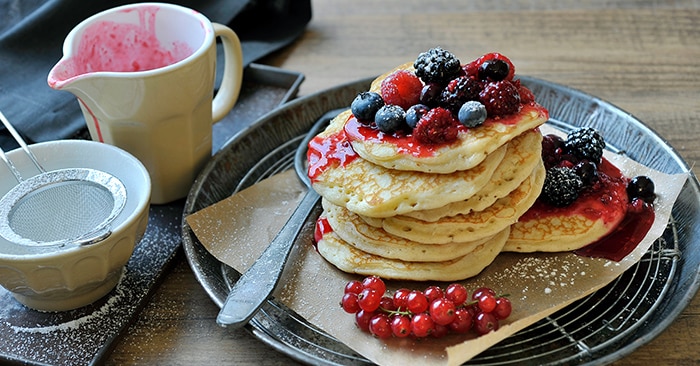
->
185;129;688;366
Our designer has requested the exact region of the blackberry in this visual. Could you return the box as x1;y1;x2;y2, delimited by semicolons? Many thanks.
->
457;101;487;128
413;47;461;84
439;76;481;114
351;92;384;123
374;104;406;133
541;167;584;207
564;127;605;163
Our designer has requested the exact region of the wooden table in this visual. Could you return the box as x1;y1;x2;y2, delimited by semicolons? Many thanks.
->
107;1;700;364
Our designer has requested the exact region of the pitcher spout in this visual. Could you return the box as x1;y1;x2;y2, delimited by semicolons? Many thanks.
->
47;57;86;92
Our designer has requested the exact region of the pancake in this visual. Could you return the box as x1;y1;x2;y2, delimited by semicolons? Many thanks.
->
308;113;508;218
504;158;629;252
403;128;543;222
344;62;549;174
322;199;494;262
362;161;545;244
316;224;510;282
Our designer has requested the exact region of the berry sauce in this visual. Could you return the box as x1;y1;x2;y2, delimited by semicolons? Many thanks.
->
343;104;547;158
521;157;656;262
574;200;655;261
520;158;628;224
314;217;333;244
307;128;358;183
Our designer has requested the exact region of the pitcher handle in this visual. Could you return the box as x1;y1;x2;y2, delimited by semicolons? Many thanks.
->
211;23;244;123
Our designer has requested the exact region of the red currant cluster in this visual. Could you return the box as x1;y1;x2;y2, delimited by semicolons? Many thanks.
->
341;276;512;339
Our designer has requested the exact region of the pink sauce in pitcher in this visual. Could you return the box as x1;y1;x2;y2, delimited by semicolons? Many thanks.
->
49;6;193;86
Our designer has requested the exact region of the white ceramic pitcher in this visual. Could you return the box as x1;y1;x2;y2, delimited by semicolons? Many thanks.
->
48;3;243;204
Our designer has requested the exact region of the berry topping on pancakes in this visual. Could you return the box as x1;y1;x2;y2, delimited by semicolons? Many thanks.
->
347;48;539;147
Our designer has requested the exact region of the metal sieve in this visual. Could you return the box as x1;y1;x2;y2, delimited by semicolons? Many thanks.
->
0;111;126;248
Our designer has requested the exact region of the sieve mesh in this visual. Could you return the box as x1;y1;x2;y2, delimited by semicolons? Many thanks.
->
8;180;116;243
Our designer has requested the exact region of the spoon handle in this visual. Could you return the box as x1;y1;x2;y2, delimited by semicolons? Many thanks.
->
216;189;320;327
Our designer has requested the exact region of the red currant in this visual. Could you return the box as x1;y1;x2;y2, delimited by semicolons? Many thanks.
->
429;298;456;326
341;293;360;313
445;283;468;306
344;280;363;295
493;297;512;320
411;313;434;338
472;286;496;301
355;310;375;332
406;290;429;314
393;288;411;310
448;308;473;334
358;288;382;312
478;293;497;313
380;296;397;312
369;313;392;339
474;312;499;335
361;276;386;295
390;315;412;338
424;285;444;303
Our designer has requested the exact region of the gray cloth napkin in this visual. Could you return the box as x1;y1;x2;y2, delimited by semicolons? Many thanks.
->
0;0;311;150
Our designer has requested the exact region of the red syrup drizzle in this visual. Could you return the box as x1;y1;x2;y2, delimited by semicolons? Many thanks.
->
343;104;547;158
314;217;333;245
574;200;655;261
306;128;359;183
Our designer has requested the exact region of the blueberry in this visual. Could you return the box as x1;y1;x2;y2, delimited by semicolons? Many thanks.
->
457;101;487;128
405;104;430;129
478;59;510;81
627;176;655;203
574;160;598;186
351;92;384;123
419;83;442;107
374;104;406;132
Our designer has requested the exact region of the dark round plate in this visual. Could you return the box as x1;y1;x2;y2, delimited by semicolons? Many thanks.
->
182;76;700;365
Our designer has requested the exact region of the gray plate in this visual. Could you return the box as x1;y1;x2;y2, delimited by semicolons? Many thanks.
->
182;76;700;365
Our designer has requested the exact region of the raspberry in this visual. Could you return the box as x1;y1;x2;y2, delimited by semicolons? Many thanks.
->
479;80;521;117
351;92;384;123
513;79;535;104
413;47;462;84
564;127;606;164
413;107;459;145
541;134;565;169
380;70;423;110
541;166;584;207
439;76;481;114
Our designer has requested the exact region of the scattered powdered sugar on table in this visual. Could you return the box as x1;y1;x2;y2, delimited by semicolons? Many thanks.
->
0;203;183;365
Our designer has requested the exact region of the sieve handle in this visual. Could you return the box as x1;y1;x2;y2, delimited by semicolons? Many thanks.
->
0;145;23;182
0;111;45;174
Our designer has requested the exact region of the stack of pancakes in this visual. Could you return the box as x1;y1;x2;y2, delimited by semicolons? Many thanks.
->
309;67;550;282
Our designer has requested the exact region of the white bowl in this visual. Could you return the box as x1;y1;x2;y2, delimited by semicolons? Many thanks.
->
0;139;151;311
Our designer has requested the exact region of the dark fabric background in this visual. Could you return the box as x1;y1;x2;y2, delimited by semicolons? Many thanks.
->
0;0;311;150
